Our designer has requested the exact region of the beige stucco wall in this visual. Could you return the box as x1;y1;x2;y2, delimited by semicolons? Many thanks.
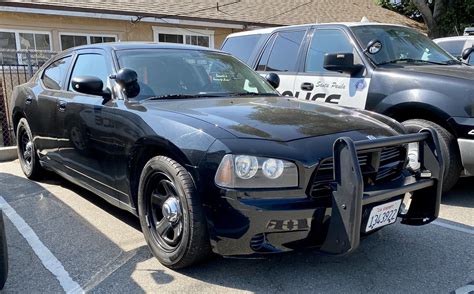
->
0;11;238;50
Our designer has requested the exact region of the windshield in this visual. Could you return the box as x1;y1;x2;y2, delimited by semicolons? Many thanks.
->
116;49;278;100
351;25;459;65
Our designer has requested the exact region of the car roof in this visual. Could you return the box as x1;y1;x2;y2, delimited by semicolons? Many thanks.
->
62;42;221;54
433;36;474;42
226;22;410;38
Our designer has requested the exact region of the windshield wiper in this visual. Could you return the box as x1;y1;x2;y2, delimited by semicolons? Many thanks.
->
141;93;222;101
378;58;449;66
227;92;279;97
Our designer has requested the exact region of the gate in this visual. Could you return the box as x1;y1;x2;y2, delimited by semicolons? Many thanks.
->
0;49;56;146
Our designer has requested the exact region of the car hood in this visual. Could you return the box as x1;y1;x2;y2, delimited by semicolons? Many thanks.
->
381;64;474;81
143;97;398;141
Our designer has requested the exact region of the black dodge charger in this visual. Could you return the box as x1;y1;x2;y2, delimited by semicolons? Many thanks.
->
11;43;443;268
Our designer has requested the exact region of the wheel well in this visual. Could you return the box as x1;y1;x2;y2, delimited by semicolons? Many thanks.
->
12;110;25;137
385;106;455;135
128;142;190;213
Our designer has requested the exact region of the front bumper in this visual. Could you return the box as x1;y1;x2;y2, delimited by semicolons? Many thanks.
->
207;130;444;256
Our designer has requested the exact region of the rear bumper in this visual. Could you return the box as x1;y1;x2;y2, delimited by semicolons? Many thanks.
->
207;130;443;256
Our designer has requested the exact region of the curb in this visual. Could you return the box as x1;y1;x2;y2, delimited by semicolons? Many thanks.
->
0;146;17;162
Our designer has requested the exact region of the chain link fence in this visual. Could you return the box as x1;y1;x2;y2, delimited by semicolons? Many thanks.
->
0;49;57;146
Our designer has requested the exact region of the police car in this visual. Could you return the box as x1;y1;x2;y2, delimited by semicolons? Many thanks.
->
221;22;474;192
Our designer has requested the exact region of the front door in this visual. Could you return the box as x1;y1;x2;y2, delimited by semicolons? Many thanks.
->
293;28;371;109
56;50;127;202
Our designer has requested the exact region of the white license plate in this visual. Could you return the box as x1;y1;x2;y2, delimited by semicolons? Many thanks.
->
365;199;402;232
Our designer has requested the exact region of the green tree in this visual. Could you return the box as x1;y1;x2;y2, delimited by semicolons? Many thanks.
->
379;0;474;38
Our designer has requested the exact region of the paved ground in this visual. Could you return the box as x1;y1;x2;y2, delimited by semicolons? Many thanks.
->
0;159;472;293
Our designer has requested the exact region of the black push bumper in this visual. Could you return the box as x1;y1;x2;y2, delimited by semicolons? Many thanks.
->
321;129;444;255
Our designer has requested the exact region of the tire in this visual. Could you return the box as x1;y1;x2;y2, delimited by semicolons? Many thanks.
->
402;119;462;193
16;118;45;180
137;156;211;269
0;211;7;290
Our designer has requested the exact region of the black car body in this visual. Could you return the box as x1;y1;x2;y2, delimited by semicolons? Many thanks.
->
221;23;474;192
11;43;443;268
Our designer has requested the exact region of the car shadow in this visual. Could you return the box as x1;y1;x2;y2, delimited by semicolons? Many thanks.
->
442;177;474;208
0;170;472;292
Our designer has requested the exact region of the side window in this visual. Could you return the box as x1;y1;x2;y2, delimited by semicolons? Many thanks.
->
221;34;262;65
436;40;466;57
69;53;109;91
259;31;305;72
42;56;72;90
256;34;276;71
305;29;358;73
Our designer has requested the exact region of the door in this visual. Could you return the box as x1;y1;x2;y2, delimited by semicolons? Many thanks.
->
255;30;306;96
29;56;72;162
294;29;371;109
56;50;128;203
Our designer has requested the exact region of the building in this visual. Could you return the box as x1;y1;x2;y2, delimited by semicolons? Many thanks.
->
0;0;424;52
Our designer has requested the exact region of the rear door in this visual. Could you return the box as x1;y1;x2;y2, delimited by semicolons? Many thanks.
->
254;30;307;96
31;55;73;162
294;28;371;108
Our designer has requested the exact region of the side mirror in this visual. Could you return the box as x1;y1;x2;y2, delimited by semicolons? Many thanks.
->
462;46;474;60
110;68;140;98
265;73;280;89
71;76;111;102
365;39;383;54
323;53;364;75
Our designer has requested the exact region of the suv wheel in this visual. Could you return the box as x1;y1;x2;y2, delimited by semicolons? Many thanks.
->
137;156;211;269
16;118;45;180
402;119;462;193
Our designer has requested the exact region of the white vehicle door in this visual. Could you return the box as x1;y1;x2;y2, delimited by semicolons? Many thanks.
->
255;30;307;96
294;28;370;109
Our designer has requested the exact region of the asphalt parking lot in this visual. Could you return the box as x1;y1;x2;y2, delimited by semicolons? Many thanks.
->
0;159;472;293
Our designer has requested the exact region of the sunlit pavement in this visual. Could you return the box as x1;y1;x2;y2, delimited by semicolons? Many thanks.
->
0;159;472;293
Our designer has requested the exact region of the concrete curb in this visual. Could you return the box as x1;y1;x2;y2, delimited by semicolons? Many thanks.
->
0;146;18;162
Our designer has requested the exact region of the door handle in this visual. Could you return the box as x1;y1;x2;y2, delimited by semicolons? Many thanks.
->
301;82;314;91
58;101;67;112
25;95;33;104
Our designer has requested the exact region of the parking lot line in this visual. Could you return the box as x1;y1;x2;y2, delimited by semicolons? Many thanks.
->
0;196;83;293
432;220;474;235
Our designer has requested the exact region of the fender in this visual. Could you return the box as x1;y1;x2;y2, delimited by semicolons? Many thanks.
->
371;89;468;119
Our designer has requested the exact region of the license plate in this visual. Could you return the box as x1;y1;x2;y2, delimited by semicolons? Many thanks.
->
365;199;402;232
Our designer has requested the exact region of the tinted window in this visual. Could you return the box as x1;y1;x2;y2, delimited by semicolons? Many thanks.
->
436;40;466;57
306;29;355;73
256;34;276;71
263;31;305;72
69;54;108;91
221;34;262;64
42;56;72;90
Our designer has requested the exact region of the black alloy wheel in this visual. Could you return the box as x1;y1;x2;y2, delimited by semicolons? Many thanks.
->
138;156;211;269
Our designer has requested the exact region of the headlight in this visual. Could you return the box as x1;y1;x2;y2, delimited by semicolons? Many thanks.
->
234;155;258;179
215;154;298;188
407;142;421;170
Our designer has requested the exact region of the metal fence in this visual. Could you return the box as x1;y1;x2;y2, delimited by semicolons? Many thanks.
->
0;49;57;146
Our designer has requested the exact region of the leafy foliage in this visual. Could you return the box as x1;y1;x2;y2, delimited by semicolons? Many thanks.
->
378;0;474;37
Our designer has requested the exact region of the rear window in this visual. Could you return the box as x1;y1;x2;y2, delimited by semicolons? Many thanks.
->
221;34;261;64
